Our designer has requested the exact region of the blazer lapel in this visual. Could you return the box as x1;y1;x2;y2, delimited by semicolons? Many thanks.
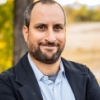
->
62;58;88;100
65;70;86;100
18;81;42;100
15;53;43;100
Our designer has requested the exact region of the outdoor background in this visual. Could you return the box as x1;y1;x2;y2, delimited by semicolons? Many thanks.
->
0;0;100;84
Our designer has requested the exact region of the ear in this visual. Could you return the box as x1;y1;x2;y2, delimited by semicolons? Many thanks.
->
22;26;29;42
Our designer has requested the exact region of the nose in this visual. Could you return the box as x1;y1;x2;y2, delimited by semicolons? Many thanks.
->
45;28;56;43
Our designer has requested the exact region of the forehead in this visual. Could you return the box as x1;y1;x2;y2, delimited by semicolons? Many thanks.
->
30;2;65;24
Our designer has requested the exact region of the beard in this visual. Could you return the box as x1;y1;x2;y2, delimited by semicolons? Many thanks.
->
28;40;65;64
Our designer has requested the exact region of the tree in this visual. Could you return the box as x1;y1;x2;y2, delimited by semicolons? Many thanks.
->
13;0;33;64
0;0;13;72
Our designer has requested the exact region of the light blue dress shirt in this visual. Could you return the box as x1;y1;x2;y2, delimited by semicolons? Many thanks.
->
28;54;76;100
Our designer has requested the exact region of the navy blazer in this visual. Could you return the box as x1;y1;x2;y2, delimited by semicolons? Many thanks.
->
0;53;100;100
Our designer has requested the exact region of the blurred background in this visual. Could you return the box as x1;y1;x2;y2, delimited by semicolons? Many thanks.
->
0;0;100;84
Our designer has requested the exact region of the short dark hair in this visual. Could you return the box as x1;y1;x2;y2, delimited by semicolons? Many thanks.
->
24;0;66;28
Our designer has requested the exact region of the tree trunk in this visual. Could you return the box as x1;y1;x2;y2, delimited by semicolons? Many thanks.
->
13;0;33;65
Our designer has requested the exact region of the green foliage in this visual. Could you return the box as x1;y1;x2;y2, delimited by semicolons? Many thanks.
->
64;5;100;23
0;0;14;73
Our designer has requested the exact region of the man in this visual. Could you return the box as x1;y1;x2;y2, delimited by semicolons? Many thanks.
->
0;0;100;100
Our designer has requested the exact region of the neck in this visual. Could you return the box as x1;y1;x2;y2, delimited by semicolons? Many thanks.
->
29;54;61;75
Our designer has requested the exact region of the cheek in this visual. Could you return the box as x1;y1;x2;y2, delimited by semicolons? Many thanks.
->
56;33;66;44
29;30;45;42
28;34;42;44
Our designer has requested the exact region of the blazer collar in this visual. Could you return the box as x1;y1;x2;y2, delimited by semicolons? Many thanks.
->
61;57;88;100
14;53;43;100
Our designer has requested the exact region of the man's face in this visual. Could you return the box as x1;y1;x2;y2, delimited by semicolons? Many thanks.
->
23;3;66;64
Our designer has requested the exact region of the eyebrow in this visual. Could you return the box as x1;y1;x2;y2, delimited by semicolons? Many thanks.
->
35;23;65;26
54;23;65;26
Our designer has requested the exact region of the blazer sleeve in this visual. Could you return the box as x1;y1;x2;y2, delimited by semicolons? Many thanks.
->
0;76;17;100
86;68;100;100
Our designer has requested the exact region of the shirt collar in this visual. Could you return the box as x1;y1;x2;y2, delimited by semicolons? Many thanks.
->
60;61;65;75
28;53;43;82
27;53;65;82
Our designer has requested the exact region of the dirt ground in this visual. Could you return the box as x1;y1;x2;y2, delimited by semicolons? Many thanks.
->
61;22;100;84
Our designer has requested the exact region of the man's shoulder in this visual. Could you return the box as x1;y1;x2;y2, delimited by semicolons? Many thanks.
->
0;53;30;82
61;57;89;73
0;67;15;86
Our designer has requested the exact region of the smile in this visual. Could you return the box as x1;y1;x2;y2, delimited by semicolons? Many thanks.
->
40;45;57;50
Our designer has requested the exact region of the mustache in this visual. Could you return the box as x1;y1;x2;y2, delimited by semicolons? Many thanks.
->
39;42;60;46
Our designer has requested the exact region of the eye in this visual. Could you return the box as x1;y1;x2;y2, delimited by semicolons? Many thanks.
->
54;24;63;31
37;24;47;31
